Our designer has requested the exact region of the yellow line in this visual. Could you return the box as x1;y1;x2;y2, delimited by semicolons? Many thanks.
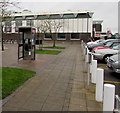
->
104;81;120;84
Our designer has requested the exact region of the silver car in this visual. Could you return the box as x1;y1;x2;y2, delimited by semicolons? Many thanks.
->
107;54;120;73
93;45;120;62
86;39;105;46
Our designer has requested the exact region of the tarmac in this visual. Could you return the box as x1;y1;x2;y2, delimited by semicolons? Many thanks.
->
2;41;102;111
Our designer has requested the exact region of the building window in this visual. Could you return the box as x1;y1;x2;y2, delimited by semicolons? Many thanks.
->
57;33;66;40
44;33;52;40
15;21;22;26
93;24;102;32
5;21;11;27
4;21;11;32
4;27;12;32
49;14;61;19
15;21;22;32
71;33;80;40
15;27;19;32
26;20;34;26
14;16;23;20
26;16;35;20
37;15;48;19
77;13;90;18
63;13;74;18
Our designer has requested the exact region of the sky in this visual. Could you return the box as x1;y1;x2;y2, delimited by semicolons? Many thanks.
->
9;0;120;34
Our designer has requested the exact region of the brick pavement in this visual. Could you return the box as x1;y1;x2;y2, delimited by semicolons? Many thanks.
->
2;42;102;111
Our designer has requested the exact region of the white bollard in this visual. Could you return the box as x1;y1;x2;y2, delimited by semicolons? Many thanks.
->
96;68;104;102
103;84;115;111
91;60;97;84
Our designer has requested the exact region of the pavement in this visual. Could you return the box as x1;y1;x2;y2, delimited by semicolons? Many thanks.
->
2;41;102;111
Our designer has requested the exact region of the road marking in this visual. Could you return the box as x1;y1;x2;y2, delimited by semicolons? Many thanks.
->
104;81;120;84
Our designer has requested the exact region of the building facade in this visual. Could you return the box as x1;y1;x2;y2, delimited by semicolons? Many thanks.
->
92;20;103;39
3;11;94;42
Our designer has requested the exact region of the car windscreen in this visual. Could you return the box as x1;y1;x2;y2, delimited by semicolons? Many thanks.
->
112;45;119;50
111;42;120;48
104;41;113;47
101;40;106;43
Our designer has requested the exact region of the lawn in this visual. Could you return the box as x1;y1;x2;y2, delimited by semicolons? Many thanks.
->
42;46;65;49
1;67;36;99
36;49;61;55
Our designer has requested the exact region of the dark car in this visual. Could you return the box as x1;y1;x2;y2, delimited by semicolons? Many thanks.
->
107;53;120;73
87;39;120;52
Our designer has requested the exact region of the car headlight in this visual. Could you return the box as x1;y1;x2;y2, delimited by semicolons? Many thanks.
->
115;61;119;64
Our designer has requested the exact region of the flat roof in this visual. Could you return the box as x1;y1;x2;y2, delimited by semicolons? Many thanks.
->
11;10;94;17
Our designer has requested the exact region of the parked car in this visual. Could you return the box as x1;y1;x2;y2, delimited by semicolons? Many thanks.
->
87;39;118;51
107;53;120;73
86;39;105;45
93;45;120;62
91;39;120;52
92;40;120;52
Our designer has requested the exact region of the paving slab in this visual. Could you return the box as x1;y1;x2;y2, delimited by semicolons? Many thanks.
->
2;42;102;111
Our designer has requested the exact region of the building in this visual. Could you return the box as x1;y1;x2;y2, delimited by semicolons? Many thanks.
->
3;10;94;42
118;1;120;34
92;20;104;39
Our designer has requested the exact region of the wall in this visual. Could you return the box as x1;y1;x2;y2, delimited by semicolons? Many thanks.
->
3;32;91;42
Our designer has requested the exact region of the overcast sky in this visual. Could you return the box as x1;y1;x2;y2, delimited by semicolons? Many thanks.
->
10;0;119;33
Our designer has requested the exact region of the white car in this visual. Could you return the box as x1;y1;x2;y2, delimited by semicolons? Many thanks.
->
107;53;120;73
93;45;120;62
86;39;105;46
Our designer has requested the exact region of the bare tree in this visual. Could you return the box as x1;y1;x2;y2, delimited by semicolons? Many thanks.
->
35;20;49;50
44;19;64;47
52;19;64;47
35;17;64;47
0;0;20;51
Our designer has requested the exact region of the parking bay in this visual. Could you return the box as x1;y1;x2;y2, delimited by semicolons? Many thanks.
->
97;62;120;97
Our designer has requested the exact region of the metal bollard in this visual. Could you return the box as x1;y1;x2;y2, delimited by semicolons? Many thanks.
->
103;84;115;111
96;68;104;102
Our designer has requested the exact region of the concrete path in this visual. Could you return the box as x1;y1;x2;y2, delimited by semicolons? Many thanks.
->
2;42;102;111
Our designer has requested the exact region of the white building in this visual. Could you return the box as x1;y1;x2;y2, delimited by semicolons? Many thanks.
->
3;10;94;41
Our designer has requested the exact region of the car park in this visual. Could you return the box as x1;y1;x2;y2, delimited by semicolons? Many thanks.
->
87;39;107;51
107;53;120;73
87;39;119;51
91;39;120;52
86;39;105;45
93;45;120;62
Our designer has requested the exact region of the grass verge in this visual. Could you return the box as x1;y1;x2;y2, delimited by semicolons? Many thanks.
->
36;49;61;55
42;46;65;49
1;67;36;99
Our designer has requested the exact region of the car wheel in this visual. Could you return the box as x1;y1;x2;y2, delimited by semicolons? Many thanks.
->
103;55;110;63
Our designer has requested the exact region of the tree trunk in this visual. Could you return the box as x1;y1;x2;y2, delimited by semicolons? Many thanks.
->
52;34;56;47
53;39;55;47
